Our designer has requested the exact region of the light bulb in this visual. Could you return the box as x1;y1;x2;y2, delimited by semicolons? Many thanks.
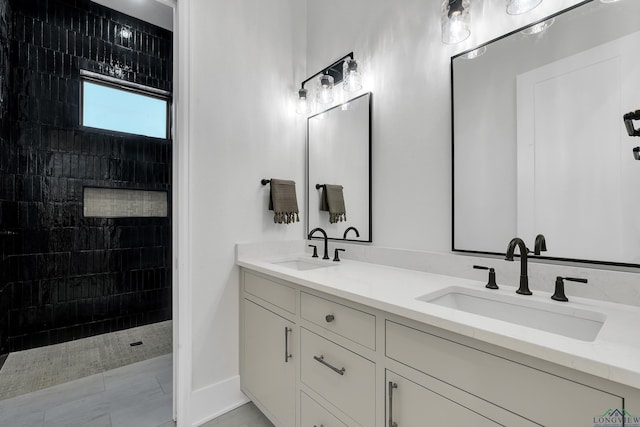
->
442;0;471;45
120;26;132;39
295;88;311;115
316;74;334;104
343;58;363;92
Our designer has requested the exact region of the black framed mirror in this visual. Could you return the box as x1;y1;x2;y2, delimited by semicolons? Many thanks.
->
307;92;372;242
452;0;640;267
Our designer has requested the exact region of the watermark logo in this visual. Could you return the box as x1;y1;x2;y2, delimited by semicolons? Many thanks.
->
593;408;640;427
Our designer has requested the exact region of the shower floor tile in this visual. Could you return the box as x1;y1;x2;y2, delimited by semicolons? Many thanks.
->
0;320;172;400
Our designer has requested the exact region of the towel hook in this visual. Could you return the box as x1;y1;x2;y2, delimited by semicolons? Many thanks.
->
315;184;326;190
261;179;271;186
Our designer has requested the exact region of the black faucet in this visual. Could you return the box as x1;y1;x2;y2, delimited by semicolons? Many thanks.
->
533;234;547;255
343;226;360;239
505;237;532;295
309;227;330;260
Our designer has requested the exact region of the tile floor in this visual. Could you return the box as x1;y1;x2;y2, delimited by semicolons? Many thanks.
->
0;353;173;427
0;320;272;426
0;351;273;427
199;403;273;427
0;320;173;400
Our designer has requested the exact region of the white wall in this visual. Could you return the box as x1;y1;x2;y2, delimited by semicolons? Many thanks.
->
183;0;306;424
180;0;603;425
305;0;584;251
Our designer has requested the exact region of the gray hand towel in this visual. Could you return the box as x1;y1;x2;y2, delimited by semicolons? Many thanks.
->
268;179;300;224
320;184;346;224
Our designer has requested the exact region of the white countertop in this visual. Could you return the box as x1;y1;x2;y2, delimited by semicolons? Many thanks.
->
237;252;640;390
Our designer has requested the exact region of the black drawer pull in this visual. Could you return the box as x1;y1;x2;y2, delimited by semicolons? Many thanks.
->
325;314;335;323
313;355;345;376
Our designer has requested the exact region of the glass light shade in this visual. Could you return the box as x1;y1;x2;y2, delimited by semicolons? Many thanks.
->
463;46;486;59
343;58;363;92
295;88;312;115
441;0;471;45
506;0;543;15
521;17;554;35
316;74;334;104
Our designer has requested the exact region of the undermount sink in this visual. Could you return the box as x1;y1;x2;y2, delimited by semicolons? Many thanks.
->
417;286;606;342
271;258;333;271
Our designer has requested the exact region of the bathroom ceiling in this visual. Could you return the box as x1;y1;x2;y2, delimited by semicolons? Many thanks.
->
91;0;173;31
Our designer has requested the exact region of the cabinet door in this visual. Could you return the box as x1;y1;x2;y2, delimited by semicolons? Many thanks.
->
300;391;347;427
386;370;500;427
243;299;295;427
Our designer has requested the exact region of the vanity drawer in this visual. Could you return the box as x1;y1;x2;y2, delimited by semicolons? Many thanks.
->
385;320;622;426
301;292;375;350
300;391;347;427
244;271;296;314
300;328;375;427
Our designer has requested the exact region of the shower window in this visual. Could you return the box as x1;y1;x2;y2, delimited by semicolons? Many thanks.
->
80;71;170;139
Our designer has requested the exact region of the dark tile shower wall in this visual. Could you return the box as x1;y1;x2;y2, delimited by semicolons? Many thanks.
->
0;0;172;353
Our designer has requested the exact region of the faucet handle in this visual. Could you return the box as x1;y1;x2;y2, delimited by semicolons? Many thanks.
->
551;276;588;302
333;248;345;262
473;265;499;290
308;245;318;258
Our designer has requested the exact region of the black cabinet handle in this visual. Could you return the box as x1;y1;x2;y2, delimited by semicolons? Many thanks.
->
313;355;345;376
389;381;398;427
284;327;292;362
325;314;335;323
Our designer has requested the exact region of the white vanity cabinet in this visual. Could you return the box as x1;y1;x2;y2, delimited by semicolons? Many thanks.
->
386;319;623;426
385;370;504;427
240;267;637;427
241;273;297;427
300;391;347;427
241;270;376;427
242;300;296;427
300;328;375;426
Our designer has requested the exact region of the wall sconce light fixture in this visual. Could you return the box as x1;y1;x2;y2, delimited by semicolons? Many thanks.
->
441;0;471;45
295;88;312;115
343;58;363;92
316;74;335;104
442;0;547;44
506;0;543;15
295;52;362;114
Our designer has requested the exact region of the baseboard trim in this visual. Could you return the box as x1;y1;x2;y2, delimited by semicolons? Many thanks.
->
190;375;249;427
